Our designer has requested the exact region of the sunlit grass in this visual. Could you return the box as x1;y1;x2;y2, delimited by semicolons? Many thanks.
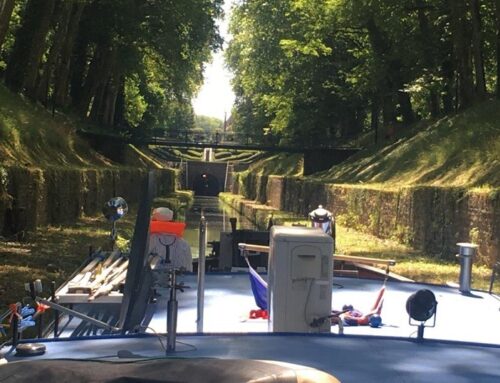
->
0;208;138;310
246;153;303;176
336;224;495;291
313;100;500;188
0;84;116;168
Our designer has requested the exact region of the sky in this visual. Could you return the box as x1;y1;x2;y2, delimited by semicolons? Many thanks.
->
192;1;235;121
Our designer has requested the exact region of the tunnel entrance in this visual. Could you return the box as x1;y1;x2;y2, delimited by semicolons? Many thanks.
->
193;173;220;196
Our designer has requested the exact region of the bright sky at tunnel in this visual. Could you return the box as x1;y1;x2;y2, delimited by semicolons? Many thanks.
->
192;1;235;120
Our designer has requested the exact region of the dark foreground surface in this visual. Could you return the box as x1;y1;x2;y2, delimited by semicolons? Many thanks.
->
2;274;499;382
2;333;500;382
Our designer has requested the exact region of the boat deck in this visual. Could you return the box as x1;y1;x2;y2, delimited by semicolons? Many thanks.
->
2;273;500;382
146;273;500;345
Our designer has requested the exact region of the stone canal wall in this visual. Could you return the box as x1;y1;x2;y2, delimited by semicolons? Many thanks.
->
0;167;176;235
232;173;499;266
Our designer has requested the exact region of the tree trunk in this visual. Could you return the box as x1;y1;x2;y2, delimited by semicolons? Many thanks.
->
69;31;90;107
114;77;126;130
22;0;57;97
441;59;455;113
448;0;475;109
102;74;120;127
366;17;399;136
35;1;73;103
382;93;398;139
55;2;85;107
370;96;380;144
78;43;116;119
495;0;500;98
4;1;36;91
416;0;441;117
398;91;415;125
89;80;107;122
0;0;16;50
470;0;487;98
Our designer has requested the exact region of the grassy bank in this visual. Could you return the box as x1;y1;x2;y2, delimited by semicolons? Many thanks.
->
219;192;497;292
336;225;495;291
316;100;500;188
0;84;160;169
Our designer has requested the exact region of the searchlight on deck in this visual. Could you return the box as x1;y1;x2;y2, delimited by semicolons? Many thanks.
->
406;289;437;342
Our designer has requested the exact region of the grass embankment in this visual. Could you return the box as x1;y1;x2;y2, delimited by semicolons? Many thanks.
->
323;102;499;288
0;83;171;317
0;84;159;169
0;190;192;324
316;100;500;189
233;101;500;290
243;152;304;176
336;226;495;291
0;213;136;308
223;190;496;290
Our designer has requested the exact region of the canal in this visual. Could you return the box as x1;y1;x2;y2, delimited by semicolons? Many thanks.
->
182;196;257;258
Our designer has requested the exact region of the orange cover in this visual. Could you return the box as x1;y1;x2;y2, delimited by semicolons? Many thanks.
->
150;221;186;237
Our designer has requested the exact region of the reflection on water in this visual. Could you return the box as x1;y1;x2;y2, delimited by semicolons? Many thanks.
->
183;196;256;258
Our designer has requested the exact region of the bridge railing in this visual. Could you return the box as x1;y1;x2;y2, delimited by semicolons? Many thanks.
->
151;129;272;147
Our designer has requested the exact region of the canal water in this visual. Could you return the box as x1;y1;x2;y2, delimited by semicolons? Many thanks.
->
182;196;256;258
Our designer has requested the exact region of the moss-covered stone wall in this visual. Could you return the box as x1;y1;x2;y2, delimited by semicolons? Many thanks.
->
0;167;176;234
233;173;499;266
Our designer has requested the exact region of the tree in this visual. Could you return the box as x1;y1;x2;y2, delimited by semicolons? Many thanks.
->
1;0;223;136
227;0;499;146
0;0;16;51
495;0;500;97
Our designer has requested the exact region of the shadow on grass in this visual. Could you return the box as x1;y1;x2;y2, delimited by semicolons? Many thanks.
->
0;208;138;311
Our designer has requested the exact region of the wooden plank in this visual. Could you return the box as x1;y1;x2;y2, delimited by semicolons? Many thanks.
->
238;243;270;254
238;243;396;267
353;263;413;282
56;292;123;304
333;270;359;277
335;254;396;267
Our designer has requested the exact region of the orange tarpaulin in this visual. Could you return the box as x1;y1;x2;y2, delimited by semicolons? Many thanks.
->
149;221;186;237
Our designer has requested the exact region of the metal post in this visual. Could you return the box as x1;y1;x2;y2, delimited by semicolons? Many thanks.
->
456;242;478;294
197;214;207;333
224;162;230;192
36;298;121;332
166;270;178;353
33;279;43;338
51;281;59;337
11;304;19;348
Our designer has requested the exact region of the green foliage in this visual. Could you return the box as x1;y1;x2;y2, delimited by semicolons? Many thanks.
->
124;75;148;127
194;115;223;134
227;0;500;147
469;227;480;245
0;0;223;135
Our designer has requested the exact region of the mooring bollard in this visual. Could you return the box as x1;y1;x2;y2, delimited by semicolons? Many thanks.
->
456;242;478;294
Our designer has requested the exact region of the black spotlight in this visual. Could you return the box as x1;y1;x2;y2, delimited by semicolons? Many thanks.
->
102;197;128;246
102;197;128;223
406;289;437;341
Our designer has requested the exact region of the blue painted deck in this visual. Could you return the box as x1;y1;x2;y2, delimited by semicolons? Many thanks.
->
147;273;500;345
2;273;500;382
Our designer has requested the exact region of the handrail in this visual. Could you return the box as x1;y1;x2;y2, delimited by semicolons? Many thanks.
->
237;243;396;267
334;254;396;267
238;243;270;254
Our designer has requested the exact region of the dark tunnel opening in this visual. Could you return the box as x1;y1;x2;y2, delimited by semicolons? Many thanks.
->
193;173;220;196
